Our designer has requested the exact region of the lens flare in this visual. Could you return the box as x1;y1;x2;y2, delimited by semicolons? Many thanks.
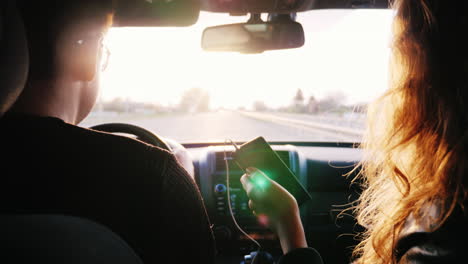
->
253;176;268;189
250;170;270;190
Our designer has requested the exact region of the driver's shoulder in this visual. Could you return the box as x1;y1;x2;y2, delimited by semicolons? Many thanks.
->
69;123;174;168
0;113;174;174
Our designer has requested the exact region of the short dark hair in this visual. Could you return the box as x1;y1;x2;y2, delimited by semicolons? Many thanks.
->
18;0;114;81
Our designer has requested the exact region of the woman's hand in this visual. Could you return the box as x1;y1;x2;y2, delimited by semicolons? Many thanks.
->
240;167;307;254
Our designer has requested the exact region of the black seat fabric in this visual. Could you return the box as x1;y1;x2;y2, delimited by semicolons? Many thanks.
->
0;0;28;115
0;215;143;264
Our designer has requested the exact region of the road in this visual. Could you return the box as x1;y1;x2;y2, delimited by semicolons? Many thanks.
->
80;111;362;143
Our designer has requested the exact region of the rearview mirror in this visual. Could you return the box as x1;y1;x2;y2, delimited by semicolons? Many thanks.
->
202;21;305;53
114;0;200;27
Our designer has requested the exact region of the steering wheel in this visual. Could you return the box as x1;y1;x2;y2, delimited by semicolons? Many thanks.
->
90;123;172;152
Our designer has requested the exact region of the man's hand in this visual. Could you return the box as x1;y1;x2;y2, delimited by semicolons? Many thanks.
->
165;138;195;180
240;167;307;253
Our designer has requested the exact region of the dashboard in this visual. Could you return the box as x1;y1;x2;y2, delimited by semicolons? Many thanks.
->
186;143;363;264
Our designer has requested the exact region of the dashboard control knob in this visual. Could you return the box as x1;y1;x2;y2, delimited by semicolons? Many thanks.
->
214;184;227;194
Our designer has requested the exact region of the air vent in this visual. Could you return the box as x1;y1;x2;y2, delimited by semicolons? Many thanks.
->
215;152;241;171
215;151;291;171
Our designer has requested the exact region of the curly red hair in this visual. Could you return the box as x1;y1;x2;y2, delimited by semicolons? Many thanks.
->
354;0;468;263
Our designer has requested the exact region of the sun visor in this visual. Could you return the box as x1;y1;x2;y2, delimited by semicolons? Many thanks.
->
113;0;200;27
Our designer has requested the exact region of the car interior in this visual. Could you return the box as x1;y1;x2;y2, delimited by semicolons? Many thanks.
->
1;0;390;263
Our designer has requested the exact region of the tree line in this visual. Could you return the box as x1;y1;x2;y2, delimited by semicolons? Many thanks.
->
94;88;366;115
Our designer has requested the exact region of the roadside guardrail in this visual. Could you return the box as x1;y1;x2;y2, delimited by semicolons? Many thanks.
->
237;111;364;140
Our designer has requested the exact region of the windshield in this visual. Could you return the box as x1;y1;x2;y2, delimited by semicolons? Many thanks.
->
80;10;393;143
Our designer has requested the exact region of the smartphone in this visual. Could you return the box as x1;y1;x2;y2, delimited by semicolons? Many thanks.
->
232;136;312;205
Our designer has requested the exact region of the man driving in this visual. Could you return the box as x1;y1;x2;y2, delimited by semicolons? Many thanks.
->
0;1;215;263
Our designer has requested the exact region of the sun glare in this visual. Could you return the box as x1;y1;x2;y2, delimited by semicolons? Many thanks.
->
99;10;393;110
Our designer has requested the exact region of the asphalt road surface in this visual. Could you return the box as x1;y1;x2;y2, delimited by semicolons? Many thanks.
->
81;111;361;143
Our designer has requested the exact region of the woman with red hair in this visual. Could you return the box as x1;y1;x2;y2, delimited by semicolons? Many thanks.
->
242;0;468;263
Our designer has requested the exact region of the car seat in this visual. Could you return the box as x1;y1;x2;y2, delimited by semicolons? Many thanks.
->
0;215;143;264
0;0;28;115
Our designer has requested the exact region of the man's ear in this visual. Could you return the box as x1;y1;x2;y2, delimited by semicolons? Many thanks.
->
57;11;113;82
58;36;101;82
72;39;101;82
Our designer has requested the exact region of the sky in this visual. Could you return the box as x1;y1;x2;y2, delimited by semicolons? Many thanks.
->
98;9;394;109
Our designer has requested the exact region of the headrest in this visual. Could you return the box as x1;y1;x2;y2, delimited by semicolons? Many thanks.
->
0;0;28;116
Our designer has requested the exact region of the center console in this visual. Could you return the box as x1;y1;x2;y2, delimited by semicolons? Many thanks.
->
197;145;305;255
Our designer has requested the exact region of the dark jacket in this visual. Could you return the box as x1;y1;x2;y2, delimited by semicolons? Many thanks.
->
278;206;467;264
0;113;216;263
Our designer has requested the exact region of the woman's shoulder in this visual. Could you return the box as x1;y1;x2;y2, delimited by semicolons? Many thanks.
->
396;206;467;263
